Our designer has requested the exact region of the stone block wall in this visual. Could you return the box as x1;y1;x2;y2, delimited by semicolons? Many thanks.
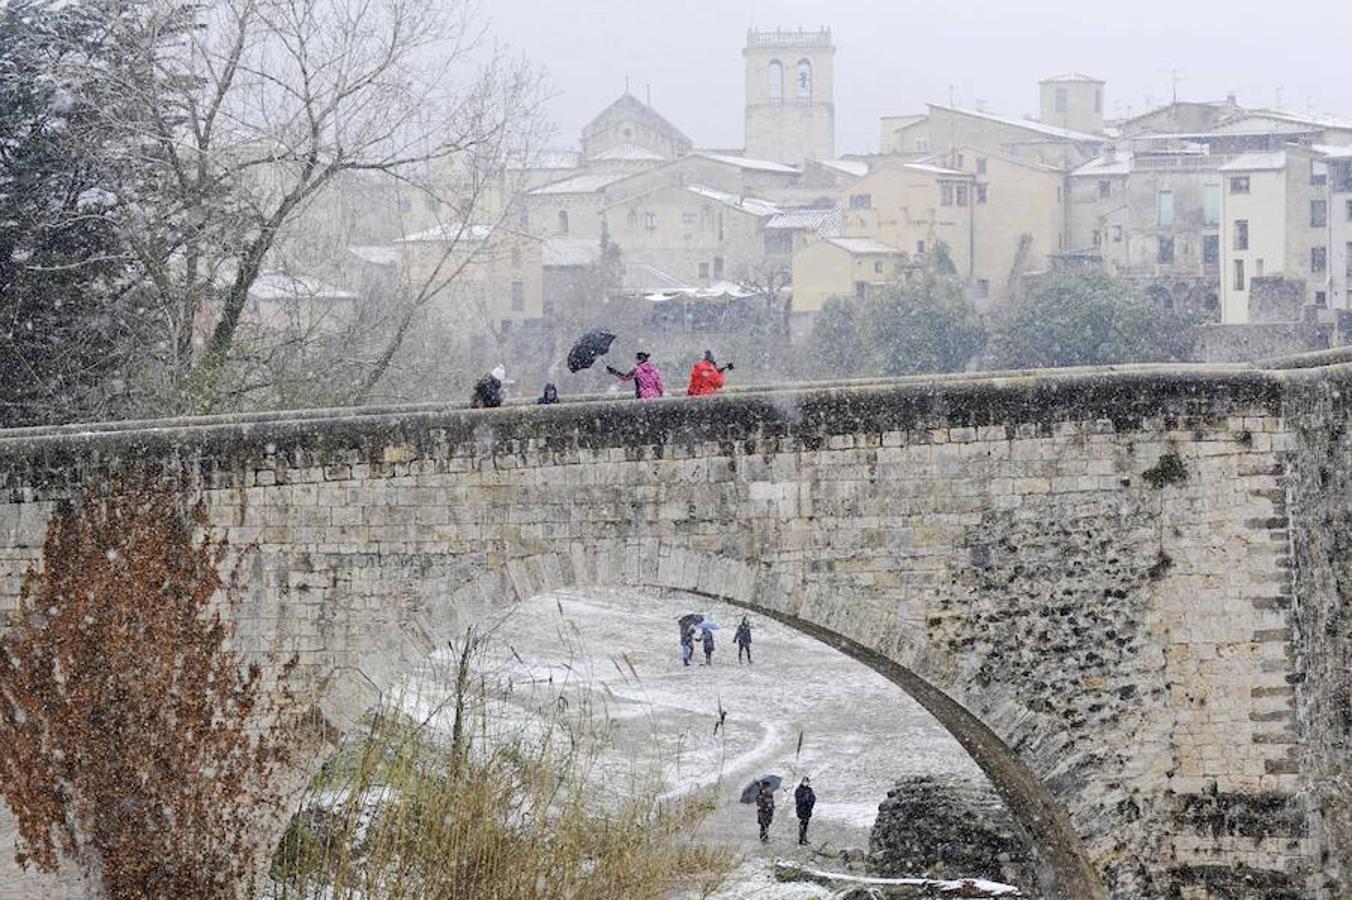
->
0;365;1343;898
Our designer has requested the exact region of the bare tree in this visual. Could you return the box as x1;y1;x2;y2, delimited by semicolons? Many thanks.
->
78;0;543;413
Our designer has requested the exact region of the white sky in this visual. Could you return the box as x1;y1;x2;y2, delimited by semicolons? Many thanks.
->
484;0;1352;155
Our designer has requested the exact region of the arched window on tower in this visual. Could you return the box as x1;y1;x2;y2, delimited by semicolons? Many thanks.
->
768;60;783;102
797;59;813;100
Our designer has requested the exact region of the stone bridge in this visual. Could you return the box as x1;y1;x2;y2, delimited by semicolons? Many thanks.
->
0;363;1349;899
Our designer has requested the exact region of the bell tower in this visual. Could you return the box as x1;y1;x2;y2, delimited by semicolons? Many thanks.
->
744;28;836;165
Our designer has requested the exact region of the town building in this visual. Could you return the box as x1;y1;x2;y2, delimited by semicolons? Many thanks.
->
836;162;974;278
1038;73;1105;136
743;28;836;165
395;224;545;336
791;237;906;311
1324;147;1352;314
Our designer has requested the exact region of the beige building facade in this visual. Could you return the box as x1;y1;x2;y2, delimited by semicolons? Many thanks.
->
837;163;974;277
791;237;905;311
1038;73;1105;137
396;224;545;333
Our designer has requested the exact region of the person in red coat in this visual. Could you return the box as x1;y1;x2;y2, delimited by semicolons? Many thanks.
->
686;350;733;396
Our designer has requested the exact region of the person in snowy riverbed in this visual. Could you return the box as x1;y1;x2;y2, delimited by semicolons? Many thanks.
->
756;783;775;843
795;777;816;845
701;626;715;665
606;351;664;399
686;350;733;396
680;626;695;667
470;365;505;408
734;616;752;664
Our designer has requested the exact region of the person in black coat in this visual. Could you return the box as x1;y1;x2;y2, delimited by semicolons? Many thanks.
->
471;365;505;408
700;627;715;665
734;616;752;664
756;783;775;843
794;777;816;845
536;383;559;404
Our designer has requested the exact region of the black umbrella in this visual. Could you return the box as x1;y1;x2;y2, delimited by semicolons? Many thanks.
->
677;613;703;642
567;329;617;373
739;774;783;804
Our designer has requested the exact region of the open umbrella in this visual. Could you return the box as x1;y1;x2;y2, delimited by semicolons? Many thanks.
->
677;613;704;641
567;329;617;373
698;621;720;631
739;775;783;804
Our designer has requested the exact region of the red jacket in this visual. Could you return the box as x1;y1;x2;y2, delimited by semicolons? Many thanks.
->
686;360;725;396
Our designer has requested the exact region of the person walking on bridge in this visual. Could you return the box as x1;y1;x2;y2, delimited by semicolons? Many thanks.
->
686;350;733;396
606;351;664;399
794;777;816;845
734;616;752;664
470;366;505;408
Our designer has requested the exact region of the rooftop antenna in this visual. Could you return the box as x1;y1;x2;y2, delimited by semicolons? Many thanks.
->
948;84;957;107
646;83;651;106
1167;67;1186;104
625;75;630;95
1275;85;1285;109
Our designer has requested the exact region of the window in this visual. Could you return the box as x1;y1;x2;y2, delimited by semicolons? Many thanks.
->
644;212;656;229
424;196;438;212
1113;225;1123;243
397;197;412;212
1158;236;1175;264
1203;234;1219;265
1158;190;1174;228
1312;161;1328;186
1233;259;1245;291
976;157;987;175
1235;219;1249;251
1313;246;1328;273
714;256;724;279
955;153;965;169
850;193;873;210
557;210;570;235
511;281;525;312
1092;229;1102;247
976;184;988;204
1203;185;1220;226
1347;242;1352;277
1315;290;1328;308
682;212;697;225
915;138;930;152
940;183;954;206
1346;199;1352;222
956;184;970;207
768;60;783;101
1255;259;1264;277
511;247;522;268
1230;176;1251;194
1056;186;1063;203
1099;179;1112;199
855;281;867;300
626;209;638;227
1312;200;1328;227
698;262;709;279
874;261;884;274
797;59;812;99
976;278;990;297
916;240;926;254
1055;87;1068;113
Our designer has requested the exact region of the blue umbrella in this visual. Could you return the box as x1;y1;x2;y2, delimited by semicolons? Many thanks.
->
699;621;720;631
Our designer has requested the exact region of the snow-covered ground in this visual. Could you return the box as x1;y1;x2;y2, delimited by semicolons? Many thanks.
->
411;587;987;897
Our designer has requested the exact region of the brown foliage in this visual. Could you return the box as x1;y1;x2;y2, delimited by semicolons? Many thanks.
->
0;490;297;898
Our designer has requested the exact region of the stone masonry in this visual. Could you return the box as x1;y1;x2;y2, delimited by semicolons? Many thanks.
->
0;363;1348;899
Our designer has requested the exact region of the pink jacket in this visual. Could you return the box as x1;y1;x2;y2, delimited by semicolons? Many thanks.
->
625;361;665;399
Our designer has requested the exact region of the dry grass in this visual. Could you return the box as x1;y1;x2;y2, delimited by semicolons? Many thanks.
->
270;626;733;899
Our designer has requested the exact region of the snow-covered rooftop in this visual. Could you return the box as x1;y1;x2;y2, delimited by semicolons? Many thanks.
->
542;238;603;267
818;158;870;178
346;245;400;266
396;223;497;243
693;151;801;174
248;272;356;301
623;263;695;293
685;184;781;217
765;207;842;233
528;172;629;195
1315;144;1352;160
903;162;970;177
928;102;1105;143
825;237;903;255
509;149;582;170
1041;72;1103;83
1219;151;1288;172
1222;109;1352;133
1071;152;1134;177
588;143;666;162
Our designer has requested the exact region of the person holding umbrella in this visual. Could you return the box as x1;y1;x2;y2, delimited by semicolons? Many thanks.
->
470;366;506;408
606;351;665;399
680;626;695;667
700;623;716;666
756;782;776;843
795;777;816;845
686;350;733;397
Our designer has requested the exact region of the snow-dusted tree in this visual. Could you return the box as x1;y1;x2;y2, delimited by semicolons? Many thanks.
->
72;0;544;413
0;1;139;427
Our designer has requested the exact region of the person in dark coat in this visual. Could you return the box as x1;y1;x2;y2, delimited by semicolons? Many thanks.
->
756;783;775;843
794;777;816;845
536;383;559;404
680;626;695;667
734;616;752;664
471;365;505;408
701;626;715;665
